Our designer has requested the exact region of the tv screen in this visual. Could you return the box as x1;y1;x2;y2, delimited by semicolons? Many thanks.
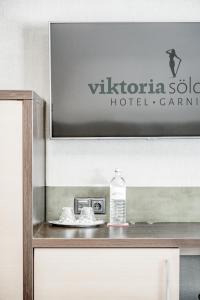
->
50;22;200;138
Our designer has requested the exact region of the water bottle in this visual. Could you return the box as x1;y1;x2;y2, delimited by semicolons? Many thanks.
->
109;169;127;225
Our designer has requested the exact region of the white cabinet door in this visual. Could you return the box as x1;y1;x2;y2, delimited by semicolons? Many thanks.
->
0;101;23;300
34;248;179;300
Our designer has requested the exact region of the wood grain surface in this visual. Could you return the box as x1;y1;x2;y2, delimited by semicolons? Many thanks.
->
33;222;200;249
0;90;38;100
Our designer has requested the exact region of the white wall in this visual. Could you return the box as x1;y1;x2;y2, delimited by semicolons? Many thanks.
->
1;0;200;186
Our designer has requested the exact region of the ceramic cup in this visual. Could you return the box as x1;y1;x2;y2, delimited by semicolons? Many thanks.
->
78;207;96;224
59;207;76;224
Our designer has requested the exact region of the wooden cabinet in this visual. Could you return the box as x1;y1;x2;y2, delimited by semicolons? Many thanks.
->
34;248;179;300
0;91;45;300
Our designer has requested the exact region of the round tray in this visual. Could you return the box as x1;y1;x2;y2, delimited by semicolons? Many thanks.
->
49;220;105;228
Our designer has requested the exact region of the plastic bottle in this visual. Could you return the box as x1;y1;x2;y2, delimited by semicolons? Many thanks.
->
109;169;127;225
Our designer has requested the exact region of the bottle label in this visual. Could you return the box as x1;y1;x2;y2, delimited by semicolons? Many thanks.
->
110;187;126;200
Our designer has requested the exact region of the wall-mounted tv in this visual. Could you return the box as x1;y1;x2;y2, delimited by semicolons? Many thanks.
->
50;22;200;138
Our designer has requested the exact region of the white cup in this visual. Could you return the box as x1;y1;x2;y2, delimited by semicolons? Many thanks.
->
59;207;76;224
78;207;96;224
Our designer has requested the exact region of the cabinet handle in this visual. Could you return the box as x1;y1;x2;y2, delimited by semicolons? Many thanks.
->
165;259;170;300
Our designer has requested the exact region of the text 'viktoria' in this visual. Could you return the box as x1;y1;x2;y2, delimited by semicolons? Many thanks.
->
88;77;200;95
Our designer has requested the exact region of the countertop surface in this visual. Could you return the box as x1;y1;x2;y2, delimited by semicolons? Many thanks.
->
33;222;200;250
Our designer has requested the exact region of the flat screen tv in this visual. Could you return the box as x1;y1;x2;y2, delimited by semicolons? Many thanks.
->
50;22;200;138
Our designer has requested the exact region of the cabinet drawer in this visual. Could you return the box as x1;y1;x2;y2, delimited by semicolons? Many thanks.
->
34;248;179;300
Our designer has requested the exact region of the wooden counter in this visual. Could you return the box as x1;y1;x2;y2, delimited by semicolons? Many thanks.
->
33;222;200;250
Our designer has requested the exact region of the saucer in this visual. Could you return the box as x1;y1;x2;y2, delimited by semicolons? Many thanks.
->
49;220;104;228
